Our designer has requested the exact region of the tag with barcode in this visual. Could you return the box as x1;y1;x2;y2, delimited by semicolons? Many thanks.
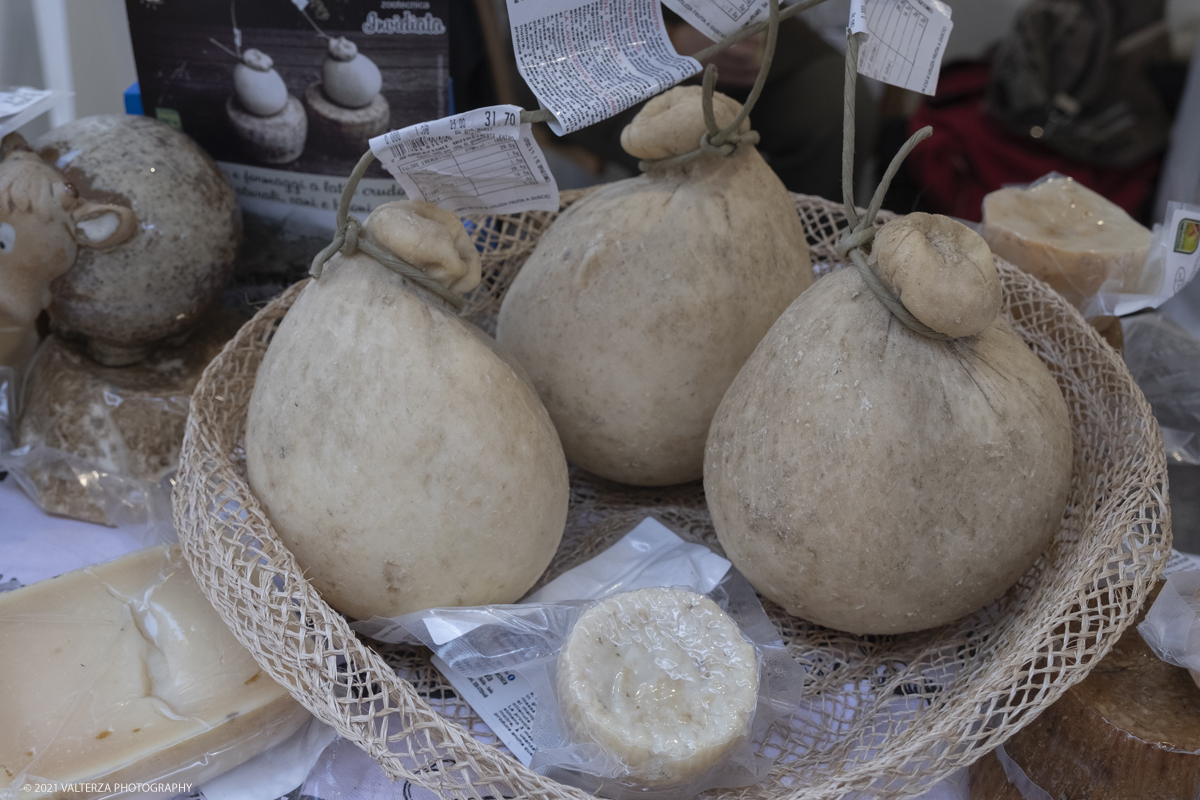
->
854;0;953;96
507;0;701;136
368;105;559;216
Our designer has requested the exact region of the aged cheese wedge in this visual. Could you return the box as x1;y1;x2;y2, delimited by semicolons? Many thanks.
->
969;583;1200;799
982;176;1151;309
557;587;758;787
0;546;309;798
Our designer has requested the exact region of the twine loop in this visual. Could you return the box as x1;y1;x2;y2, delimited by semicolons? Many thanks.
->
339;217;361;258
837;31;944;340
638;0;779;174
309;150;464;310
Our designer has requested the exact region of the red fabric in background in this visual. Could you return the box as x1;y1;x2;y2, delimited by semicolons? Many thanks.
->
905;62;1161;223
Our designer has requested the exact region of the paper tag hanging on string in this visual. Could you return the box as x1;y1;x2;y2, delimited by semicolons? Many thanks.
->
661;0;769;42
506;0;701;135
849;0;869;34
369;105;560;215
855;0;953;96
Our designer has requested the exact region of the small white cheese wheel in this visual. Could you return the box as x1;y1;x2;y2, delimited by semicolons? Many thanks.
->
557;587;759;787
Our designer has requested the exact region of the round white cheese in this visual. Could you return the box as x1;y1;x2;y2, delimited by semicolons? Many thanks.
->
557;587;759;787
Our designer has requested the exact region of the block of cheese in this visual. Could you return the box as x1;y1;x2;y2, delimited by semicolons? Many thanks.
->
0;546;310;798
982;176;1151;309
556;587;759;788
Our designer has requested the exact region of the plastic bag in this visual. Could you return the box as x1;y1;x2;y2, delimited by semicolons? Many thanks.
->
981;173;1200;319
353;517;804;799
0;545;317;800
1123;313;1200;465
1138;570;1200;680
0;339;183;531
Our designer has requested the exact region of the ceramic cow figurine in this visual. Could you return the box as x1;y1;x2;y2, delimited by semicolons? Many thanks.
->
0;132;137;330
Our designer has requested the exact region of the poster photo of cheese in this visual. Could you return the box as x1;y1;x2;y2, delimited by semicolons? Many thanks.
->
124;0;448;191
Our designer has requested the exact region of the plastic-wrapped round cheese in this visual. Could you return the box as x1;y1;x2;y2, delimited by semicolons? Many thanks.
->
497;86;812;486
245;200;569;620
557;587;759;787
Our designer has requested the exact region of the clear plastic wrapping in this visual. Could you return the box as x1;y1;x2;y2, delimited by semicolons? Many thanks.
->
981;173;1200;319
1122;314;1200;465
1138;570;1200;681
0;545;316;800
353;518;804;799
0;340;183;531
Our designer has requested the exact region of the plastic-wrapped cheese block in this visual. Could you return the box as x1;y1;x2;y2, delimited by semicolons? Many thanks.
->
0;546;310;798
982;176;1151;309
557;587;758;788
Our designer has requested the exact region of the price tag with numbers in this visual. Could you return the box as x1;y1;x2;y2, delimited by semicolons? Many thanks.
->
853;0;954;96
369;105;559;216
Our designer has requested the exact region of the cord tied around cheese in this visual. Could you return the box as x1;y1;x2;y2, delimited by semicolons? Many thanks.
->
308;148;465;309
246;189;568;622
632;0;780;174
834;31;1001;341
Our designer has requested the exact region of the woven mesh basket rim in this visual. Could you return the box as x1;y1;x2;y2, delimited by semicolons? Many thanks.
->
174;191;1171;800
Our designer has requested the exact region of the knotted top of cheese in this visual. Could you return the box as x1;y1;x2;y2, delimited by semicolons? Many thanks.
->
363;200;482;294
620;86;750;160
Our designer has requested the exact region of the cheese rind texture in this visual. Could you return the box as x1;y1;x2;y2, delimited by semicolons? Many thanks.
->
557;587;758;787
0;546;309;798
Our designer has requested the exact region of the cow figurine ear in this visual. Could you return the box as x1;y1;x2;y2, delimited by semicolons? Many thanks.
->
72;201;138;250
0;131;32;160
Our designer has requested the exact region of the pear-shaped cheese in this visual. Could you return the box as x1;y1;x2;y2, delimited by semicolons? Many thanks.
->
705;215;1072;634
496;87;812;486
245;201;568;620
322;37;383;109
982;176;1151;309
234;49;288;117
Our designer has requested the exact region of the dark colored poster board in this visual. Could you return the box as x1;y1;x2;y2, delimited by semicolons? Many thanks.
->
124;0;451;286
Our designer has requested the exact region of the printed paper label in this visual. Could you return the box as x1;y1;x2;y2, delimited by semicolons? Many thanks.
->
1170;210;1200;292
0;87;52;118
1164;549;1200;576
856;0;953;95
507;0;701;135
849;0;869;34
662;0;769;42
369;105;559;215
1106;203;1200;317
430;656;539;764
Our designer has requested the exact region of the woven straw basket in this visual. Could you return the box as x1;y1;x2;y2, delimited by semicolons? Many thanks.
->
174;191;1171;799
